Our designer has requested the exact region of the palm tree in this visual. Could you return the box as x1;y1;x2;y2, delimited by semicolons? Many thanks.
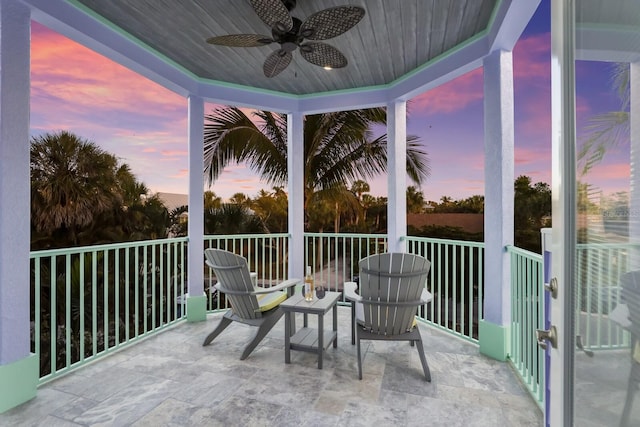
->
31;131;122;246
578;62;629;175
406;186;426;213
203;107;430;229
205;204;266;235
251;187;288;233
229;192;251;207
350;179;370;201
204;190;222;210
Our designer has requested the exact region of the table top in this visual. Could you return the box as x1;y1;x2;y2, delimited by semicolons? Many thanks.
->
280;291;341;314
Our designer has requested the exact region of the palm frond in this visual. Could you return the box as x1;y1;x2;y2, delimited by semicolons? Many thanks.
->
577;62;630;176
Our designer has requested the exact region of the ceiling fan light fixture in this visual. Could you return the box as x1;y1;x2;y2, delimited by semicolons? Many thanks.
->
275;21;289;33
323;66;332;70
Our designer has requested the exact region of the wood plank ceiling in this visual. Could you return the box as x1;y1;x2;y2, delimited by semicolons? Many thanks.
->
74;0;497;95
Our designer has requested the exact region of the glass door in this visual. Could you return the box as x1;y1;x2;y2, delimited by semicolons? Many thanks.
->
550;0;640;425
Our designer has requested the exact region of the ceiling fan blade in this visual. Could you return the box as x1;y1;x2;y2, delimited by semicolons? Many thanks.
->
301;6;365;40
206;34;273;47
249;0;293;32
263;49;292;77
300;42;348;69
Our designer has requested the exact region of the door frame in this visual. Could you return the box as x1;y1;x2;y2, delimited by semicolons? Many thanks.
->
549;0;577;425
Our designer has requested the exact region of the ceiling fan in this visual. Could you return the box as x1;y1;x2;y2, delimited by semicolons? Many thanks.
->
206;0;365;78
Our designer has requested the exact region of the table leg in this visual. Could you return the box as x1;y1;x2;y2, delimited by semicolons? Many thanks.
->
333;303;338;348
284;311;291;364
317;313;323;369
351;302;355;345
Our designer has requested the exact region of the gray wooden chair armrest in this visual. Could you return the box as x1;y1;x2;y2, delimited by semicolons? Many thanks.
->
252;278;299;294
344;281;361;302
420;289;433;304
214;278;299;296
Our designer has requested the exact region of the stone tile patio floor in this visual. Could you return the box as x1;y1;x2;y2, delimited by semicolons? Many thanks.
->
2;306;542;426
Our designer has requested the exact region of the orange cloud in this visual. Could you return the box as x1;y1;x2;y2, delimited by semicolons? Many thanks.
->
515;146;550;166
31;22;185;123
513;33;551;81
170;169;188;178
410;68;484;115
161;150;188;157
586;163;630;181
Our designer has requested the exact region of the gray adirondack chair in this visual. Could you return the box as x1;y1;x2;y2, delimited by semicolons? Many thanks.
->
203;249;299;360
620;270;640;427
344;252;432;381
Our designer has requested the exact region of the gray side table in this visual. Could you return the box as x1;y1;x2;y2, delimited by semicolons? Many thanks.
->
280;291;340;369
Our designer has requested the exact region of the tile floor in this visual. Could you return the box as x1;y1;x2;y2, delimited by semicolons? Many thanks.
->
1;307;543;426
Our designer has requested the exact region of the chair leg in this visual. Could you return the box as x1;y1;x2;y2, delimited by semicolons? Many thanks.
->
414;334;431;382
357;334;363;380
351;302;356;345
620;367;638;427
202;315;232;346
239;311;282;360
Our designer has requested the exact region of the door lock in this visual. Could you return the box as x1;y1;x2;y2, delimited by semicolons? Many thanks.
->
536;325;558;350
544;277;558;299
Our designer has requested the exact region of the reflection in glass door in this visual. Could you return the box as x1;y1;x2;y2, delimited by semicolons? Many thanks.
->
572;1;640;426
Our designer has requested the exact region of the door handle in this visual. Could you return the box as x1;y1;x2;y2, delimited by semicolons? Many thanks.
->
544;277;558;299
536;326;558;350
576;335;594;357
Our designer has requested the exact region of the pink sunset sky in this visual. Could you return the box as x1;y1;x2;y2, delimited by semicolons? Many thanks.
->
28;1;630;202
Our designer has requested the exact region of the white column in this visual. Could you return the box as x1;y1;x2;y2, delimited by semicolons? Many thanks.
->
0;0;38;413
480;49;514;358
629;62;640;269
186;95;206;321
387;100;408;253
0;0;30;366
288;112;304;280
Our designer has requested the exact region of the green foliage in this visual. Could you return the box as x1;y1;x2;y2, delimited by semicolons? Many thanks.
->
407;186;426;213
203;107;430;230
205;204;266;234
408;224;483;242
251;187;288;233
30;131;170;249
431;194;484;213
514;176;551;252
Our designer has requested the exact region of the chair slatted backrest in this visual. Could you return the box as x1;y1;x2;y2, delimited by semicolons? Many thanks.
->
204;249;261;319
359;253;430;335
622;270;640;338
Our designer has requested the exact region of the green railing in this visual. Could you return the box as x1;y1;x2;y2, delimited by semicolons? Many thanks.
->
303;233;388;294
204;234;290;310
29;229;640;422
507;245;544;408
31;238;188;383
404;236;484;342
575;242;637;350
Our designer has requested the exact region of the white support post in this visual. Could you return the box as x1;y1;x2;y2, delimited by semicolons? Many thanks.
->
629;62;640;269
186;95;206;322
288;112;304;280
0;0;38;413
479;49;515;361
387;100;408;253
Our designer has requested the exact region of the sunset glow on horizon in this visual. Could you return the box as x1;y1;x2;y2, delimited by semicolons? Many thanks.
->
28;1;630;203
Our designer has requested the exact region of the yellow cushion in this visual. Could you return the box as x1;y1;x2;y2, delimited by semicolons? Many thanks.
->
256;291;287;312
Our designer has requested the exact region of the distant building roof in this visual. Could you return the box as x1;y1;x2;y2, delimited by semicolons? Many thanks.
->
407;213;484;234
156;192;188;213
